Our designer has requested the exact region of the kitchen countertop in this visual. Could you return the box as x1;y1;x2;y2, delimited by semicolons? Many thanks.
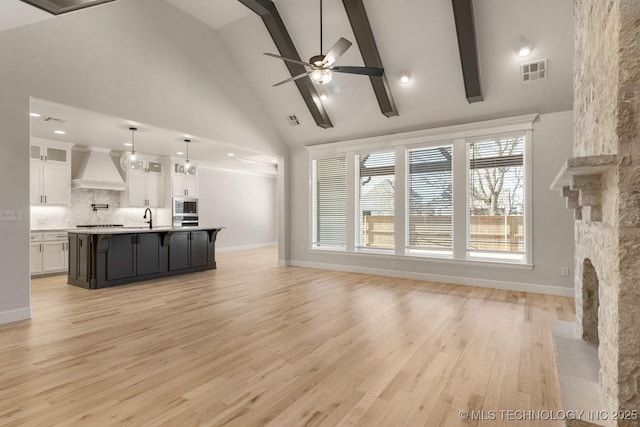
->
66;226;225;235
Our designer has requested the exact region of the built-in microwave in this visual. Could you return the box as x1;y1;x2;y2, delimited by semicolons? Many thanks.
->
173;197;198;216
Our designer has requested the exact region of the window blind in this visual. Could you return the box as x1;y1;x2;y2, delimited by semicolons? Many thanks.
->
468;136;525;255
315;157;346;247
358;150;395;249
407;146;453;253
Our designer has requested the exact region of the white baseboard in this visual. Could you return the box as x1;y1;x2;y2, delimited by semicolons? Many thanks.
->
288;260;574;297
278;260;290;267
0;307;32;325
217;242;277;253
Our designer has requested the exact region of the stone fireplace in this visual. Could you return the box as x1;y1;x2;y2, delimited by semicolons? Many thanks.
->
550;0;639;425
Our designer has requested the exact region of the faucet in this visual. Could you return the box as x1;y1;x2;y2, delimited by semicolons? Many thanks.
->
143;208;153;229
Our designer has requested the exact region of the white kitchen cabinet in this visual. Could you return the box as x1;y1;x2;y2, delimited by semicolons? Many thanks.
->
31;232;68;275
30;143;69;163
126;169;164;208
31;162;70;205
30;234;43;275
171;174;199;198
43;241;68;272
30;139;71;206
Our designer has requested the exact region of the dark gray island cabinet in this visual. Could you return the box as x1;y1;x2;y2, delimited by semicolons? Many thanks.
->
67;227;223;289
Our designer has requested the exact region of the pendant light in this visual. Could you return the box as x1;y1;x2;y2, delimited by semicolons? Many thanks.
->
183;139;192;174
120;127;143;171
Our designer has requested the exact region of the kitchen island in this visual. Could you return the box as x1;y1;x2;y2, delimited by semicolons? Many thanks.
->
67;226;223;289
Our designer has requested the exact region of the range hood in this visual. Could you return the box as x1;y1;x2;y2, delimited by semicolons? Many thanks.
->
72;147;126;191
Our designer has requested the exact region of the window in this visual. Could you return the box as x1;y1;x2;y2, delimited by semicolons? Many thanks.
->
407;145;453;256
308;114;535;265
357;150;395;250
468;135;525;261
313;157;346;248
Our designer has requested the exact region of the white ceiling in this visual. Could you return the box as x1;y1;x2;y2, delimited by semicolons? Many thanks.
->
165;0;253;29
0;0;52;32
30;98;278;174
6;0;574;153
211;0;573;148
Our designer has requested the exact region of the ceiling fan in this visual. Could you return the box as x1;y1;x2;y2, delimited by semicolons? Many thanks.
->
264;0;384;87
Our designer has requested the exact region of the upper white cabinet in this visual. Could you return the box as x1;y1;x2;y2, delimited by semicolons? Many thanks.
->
30;139;72;206
125;158;165;207
171;159;199;198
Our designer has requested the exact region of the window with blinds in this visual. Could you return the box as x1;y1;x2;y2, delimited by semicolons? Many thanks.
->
358;150;395;249
314;157;346;248
468;135;525;259
407;145;453;255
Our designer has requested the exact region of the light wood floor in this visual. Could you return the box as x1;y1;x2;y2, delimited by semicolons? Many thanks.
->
0;246;574;427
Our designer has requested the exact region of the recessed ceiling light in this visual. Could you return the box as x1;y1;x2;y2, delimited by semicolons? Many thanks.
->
124;142;133;147
516;45;533;58
399;72;412;84
228;153;235;157
320;93;329;101
54;130;66;135
176;151;184;155
30;112;41;118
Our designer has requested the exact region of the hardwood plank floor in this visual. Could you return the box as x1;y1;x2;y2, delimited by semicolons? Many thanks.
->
0;246;574;426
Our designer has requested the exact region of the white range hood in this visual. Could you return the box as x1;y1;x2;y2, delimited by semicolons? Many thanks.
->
72;147;126;191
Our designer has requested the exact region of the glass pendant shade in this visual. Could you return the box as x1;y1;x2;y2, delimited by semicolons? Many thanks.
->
183;139;195;175
120;127;144;171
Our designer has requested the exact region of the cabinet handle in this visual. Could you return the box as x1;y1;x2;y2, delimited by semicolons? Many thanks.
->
44;195;47;203
40;155;43;161
39;244;42;252
62;242;65;250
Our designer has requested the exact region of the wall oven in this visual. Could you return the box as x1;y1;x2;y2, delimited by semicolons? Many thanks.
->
173;197;198;227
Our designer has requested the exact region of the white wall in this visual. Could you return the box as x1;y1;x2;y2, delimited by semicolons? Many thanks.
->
0;0;286;323
288;111;576;296
198;167;277;250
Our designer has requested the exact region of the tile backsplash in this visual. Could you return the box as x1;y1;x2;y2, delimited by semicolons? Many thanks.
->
31;189;152;229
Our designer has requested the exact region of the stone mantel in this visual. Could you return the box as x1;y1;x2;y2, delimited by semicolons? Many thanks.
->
550;155;620;222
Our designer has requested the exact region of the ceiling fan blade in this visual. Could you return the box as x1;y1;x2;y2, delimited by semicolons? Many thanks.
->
323;37;352;66
273;71;312;87
332;66;384;77
264;52;312;67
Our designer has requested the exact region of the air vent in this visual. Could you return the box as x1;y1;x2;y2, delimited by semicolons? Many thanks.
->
41;116;66;124
286;114;300;126
521;59;547;82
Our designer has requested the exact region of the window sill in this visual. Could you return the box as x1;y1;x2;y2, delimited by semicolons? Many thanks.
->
308;247;533;270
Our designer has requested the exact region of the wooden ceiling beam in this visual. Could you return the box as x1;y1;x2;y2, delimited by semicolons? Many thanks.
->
451;0;483;103
237;0;333;129
342;0;398;118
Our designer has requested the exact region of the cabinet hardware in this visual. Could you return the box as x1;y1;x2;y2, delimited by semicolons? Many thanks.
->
39;244;42;252
40;195;43;203
62;242;65;250
40;155;43;161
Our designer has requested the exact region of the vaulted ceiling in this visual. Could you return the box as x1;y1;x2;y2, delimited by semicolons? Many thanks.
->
6;0;574;151
172;0;574;149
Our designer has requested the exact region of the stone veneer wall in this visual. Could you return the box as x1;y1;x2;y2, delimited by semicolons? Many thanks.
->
615;0;640;415
573;0;640;418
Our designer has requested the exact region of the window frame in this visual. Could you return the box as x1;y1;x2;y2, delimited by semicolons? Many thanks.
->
307;114;536;267
311;154;348;251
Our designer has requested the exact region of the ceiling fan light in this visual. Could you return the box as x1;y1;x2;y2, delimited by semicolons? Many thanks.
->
311;69;333;85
